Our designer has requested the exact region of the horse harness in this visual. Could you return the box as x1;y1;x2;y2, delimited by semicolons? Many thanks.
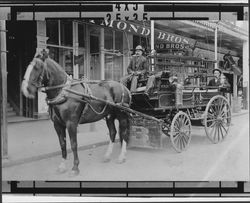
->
45;77;112;117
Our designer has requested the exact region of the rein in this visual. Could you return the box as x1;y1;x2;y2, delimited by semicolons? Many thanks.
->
43;78;109;115
41;79;101;92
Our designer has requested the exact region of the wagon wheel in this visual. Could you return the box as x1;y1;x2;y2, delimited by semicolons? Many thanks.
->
204;95;231;144
170;111;192;153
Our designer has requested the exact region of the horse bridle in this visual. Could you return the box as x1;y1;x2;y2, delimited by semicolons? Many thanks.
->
26;57;49;89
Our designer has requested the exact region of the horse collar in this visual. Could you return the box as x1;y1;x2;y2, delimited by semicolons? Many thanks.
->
46;77;71;105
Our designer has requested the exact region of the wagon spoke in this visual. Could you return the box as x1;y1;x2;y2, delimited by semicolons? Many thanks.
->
215;99;222;114
207;112;216;118
218;124;225;140
174;126;180;132
209;120;217;128
213;124;218;141
220;122;229;134
218;99;225;113
175;134;181;147
209;123;216;137
179;115;184;128
183;118;189;127
217;124;221;142
180;137;185;150
206;118;219;123
209;106;216;115
172;132;180;141
182;133;189;145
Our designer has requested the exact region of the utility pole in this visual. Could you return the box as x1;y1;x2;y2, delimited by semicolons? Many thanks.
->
0;20;8;158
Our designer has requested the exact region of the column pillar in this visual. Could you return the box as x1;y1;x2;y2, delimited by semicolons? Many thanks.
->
100;27;105;80
0;20;8;158
214;25;218;69
242;39;249;109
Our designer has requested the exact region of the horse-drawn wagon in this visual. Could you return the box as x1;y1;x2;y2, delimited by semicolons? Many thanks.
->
21;51;232;175
128;53;232;152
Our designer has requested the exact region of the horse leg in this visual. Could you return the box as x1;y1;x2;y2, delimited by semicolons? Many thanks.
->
104;115;117;162
117;116;129;164
66;121;80;176
54;121;67;173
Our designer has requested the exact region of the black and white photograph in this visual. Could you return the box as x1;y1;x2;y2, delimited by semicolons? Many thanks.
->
1;18;249;181
0;2;249;201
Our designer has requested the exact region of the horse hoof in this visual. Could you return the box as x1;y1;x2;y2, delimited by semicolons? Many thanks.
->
103;157;111;163
117;158;126;164
68;169;80;177
57;167;67;174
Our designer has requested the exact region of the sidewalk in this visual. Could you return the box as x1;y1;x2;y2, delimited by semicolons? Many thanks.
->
2;109;249;168
3;119;112;167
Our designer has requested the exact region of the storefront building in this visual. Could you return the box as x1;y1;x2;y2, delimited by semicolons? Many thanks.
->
5;19;248;119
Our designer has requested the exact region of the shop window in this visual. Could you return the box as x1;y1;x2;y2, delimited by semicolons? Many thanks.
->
115;31;123;52
60;20;73;47
133;35;149;54
78;23;85;48
48;46;73;76
104;29;113;50
78;49;85;78
105;55;123;81
46;20;59;45
90;35;99;54
104;29;124;81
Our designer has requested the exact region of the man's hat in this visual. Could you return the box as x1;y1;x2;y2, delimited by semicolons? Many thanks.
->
135;45;144;51
212;68;222;74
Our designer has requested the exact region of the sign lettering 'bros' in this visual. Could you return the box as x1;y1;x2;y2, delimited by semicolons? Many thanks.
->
98;20;196;47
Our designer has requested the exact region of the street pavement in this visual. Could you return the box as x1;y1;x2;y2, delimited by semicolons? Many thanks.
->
2;110;249;181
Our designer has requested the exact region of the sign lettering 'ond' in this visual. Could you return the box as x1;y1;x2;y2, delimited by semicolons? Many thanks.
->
90;20;196;47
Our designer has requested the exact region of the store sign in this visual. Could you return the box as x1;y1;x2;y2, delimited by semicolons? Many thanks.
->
89;20;196;47
155;43;190;51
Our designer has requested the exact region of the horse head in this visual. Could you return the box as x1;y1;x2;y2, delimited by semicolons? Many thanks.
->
21;51;49;99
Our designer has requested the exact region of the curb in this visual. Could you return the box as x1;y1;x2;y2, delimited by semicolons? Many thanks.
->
2;140;113;168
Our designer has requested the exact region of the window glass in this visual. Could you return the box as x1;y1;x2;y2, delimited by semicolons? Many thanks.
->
77;48;85;78
115;31;123;52
48;46;59;62
133;35;140;52
104;29;113;50
90;35;99;54
105;55;123;81
48;46;73;76
78;23;85;48
46;20;59;45
60;20;73;46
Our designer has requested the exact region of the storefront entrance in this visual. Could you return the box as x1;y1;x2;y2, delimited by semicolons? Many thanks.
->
47;20;86;79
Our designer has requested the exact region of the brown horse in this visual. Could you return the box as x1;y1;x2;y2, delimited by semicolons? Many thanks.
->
21;52;131;176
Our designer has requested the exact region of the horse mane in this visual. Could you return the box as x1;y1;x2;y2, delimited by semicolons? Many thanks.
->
44;57;68;88
46;57;67;75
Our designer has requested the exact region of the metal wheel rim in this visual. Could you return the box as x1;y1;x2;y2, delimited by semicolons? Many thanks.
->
204;95;231;144
170;111;192;152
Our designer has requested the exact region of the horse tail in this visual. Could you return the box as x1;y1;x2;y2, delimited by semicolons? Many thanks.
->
120;83;132;107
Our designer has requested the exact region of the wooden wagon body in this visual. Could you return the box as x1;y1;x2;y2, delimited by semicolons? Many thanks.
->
128;54;232;151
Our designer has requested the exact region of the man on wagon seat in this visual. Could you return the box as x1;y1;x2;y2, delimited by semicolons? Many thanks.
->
208;68;222;87
120;45;149;91
208;68;230;90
